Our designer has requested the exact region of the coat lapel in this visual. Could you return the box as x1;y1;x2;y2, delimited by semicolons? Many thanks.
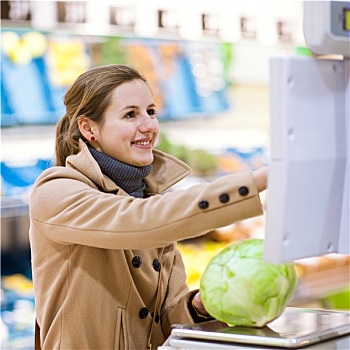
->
66;139;192;195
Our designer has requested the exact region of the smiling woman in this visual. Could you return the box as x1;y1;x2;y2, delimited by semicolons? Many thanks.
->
29;64;268;350
78;79;159;167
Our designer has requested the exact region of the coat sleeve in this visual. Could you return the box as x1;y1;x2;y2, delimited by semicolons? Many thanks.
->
30;168;263;250
160;248;209;339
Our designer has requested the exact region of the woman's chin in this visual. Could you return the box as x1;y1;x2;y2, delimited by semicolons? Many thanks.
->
132;157;154;167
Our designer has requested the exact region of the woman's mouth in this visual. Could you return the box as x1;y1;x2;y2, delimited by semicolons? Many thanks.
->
132;138;152;147
133;141;151;146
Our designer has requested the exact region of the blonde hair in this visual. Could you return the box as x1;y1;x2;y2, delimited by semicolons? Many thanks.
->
55;64;147;166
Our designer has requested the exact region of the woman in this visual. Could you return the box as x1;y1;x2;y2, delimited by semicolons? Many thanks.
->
29;64;268;350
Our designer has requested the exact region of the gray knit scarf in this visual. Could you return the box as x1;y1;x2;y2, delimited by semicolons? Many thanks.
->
88;145;152;198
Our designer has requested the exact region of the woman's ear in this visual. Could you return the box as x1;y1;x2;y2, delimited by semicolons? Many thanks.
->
78;116;96;142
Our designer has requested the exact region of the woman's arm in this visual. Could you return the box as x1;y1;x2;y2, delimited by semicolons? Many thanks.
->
30;168;265;250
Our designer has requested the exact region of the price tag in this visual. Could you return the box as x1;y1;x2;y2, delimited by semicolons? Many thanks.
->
1;0;31;22
202;13;220;36
277;20;292;43
110;6;135;29
240;16;257;40
158;9;179;33
57;1;86;24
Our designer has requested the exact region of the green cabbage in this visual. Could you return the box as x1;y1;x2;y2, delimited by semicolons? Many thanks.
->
200;238;298;327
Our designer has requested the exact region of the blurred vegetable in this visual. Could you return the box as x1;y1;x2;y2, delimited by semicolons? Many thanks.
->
156;131;217;176
200;238;298;327
95;36;126;65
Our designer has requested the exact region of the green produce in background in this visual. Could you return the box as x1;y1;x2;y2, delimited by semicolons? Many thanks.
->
200;238;298;327
157;131;218;176
94;36;126;66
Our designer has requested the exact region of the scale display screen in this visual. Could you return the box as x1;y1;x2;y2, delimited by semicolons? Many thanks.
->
345;8;350;31
331;1;350;37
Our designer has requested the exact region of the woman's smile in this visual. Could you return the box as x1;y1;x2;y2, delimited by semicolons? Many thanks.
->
132;137;153;147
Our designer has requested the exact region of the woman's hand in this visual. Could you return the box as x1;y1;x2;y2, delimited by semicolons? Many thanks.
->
192;292;209;316
253;166;269;193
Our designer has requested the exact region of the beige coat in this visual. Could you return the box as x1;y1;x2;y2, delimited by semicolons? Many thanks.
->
29;140;263;350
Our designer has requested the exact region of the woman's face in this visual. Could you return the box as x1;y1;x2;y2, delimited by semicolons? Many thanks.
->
92;79;159;167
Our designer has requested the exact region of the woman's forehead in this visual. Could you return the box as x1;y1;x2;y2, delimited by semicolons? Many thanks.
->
109;80;154;108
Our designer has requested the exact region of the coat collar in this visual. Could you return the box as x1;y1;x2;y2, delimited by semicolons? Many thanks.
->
66;139;192;195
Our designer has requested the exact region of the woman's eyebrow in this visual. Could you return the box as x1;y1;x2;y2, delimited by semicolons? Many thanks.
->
119;105;138;112
119;103;156;112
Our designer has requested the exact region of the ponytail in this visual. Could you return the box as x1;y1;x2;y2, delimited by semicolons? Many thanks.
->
55;113;82;166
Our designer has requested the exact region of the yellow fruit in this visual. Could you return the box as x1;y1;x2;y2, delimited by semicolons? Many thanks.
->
1;31;20;55
22;31;48;57
9;42;32;65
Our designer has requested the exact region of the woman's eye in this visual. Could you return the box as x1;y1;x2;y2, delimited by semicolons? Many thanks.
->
148;109;158;117
124;111;135;119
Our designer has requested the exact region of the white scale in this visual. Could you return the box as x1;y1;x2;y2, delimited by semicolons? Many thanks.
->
160;1;350;349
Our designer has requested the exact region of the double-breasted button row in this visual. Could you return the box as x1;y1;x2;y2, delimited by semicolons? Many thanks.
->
152;259;161;272
151;312;160;323
198;187;250;210
132;256;142;268
132;256;161;271
139;307;149;319
138;308;160;323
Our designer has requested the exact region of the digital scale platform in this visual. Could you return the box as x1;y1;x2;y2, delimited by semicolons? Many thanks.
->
161;307;350;349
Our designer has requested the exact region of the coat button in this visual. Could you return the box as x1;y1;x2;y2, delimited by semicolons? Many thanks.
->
132;256;142;268
152;259;161;272
238;186;249;196
198;200;209;209
151;312;160;323
139;307;149;319
219;193;230;203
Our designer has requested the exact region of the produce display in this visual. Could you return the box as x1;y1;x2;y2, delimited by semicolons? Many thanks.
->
1;31;47;65
200;238;298;327
46;37;91;87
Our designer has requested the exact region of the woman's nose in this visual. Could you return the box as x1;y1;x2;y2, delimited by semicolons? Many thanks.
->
138;113;158;132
